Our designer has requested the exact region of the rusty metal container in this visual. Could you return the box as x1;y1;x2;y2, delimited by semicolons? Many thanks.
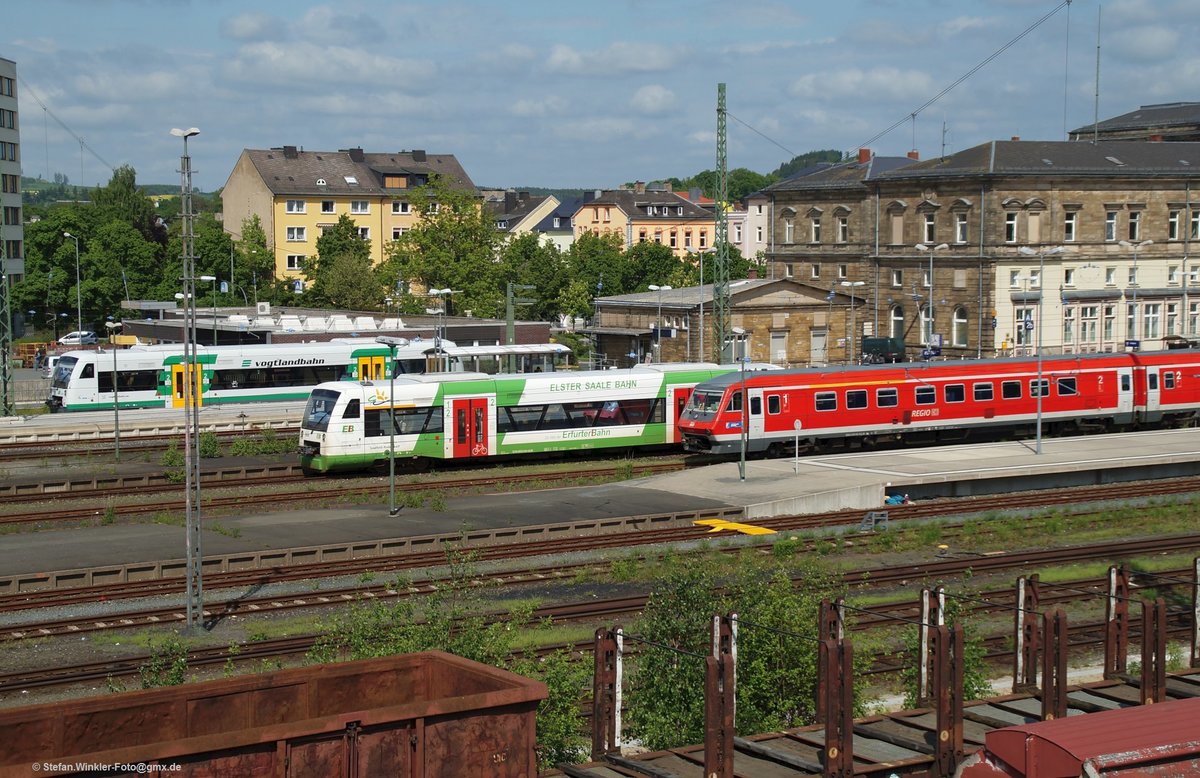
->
0;651;546;777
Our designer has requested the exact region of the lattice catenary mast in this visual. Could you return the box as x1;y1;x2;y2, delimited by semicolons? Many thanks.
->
712;83;731;362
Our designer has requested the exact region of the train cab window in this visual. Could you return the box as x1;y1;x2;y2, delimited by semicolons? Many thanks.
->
846;389;868;410
1002;380;1022;399
876;388;898;408
767;395;781;414
342;399;360;419
1031;379;1049;398
1056;377;1078;396
815;391;837;411
81;363;94;379
944;384;966;403
915;386;936;405
973;382;994;401
728;390;743;413
1164;372;1176;390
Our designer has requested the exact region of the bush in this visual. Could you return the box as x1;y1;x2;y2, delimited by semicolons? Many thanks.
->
139;636;189;688
199;431;222;458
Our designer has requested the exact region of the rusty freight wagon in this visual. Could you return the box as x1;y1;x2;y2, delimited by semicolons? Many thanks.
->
0;651;547;778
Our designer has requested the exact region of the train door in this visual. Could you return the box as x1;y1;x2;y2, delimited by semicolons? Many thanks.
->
1115;367;1135;422
358;355;386;382
171;363;203;408
670;387;692;443
1144;366;1161;418
748;387;765;443
450;397;490;458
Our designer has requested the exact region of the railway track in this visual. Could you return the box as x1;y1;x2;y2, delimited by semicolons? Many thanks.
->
0;426;301;461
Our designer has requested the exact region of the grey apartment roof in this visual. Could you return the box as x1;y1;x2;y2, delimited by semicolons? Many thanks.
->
871;140;1200;181
596;278;828;307
764;156;916;192
243;147;476;197
587;189;712;220
1070;102;1200;136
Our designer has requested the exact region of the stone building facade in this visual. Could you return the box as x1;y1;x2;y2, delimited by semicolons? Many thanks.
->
764;140;1200;357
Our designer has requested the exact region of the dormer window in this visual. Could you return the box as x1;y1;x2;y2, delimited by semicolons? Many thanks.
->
316;178;327;186
677;206;683;216
647;206;656;215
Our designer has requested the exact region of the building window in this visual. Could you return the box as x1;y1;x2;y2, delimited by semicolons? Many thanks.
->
1169;265;1179;284
677;206;684;216
1145;303;1161;339
603;207;611;222
837;216;848;243
647;206;656;216
1004;212;1017;243
638;229;647;243
1064;212;1077;242
784;263;794;278
1064;268;1076;286
654;229;662;244
891;269;902;287
953;306;968;347
552;217;561;229
921;305;934;344
837;264;848;279
811;218;822;243
357;227;370;240
322;200;335;214
1128;211;1141;241
784;218;794;244
1128;266;1138;286
286;226;306;242
1105;211;1117;241
1103;305;1116;341
684;231;693;250
391;227;408;240
890;306;905;340
286;200;305;214
669;230;677;248
1167;302;1179;336
427;202;440;214
810;264;820;280
1105;267;1116;286
1009;269;1021;288
756;225;763;243
734;224;743;242
699;231;707;249
286;254;305;270
2;206;19;226
392;201;410;215
923;213;936;244
1192;211;1200;240
955;213;968;244
351;200;369;214
1169;210;1181;240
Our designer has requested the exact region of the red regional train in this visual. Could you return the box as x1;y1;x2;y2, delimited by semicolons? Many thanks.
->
678;350;1200;456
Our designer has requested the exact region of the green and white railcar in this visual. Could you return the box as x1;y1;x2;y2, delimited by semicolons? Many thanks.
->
298;363;736;473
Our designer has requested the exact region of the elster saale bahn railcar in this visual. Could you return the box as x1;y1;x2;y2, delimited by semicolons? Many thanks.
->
678;350;1200;456
46;340;572;412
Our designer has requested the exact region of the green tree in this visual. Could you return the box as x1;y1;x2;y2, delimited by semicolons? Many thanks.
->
302;213;378;308
563;231;627;307
90;164;166;245
236;214;276;302
623;240;684;291
381;179;502;315
772;149;844;179
496;232;567;321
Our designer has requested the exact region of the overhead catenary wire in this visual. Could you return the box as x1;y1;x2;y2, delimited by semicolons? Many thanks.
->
16;74;116;177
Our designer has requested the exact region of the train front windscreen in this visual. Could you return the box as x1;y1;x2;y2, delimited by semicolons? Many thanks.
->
302;388;342;432
686;389;726;415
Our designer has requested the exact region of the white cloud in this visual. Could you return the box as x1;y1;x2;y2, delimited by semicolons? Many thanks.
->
1111;25;1182;64
510;96;567;118
220;13;281;42
545;42;679;75
938;16;989;36
790;67;935;103
222;42;436;87
553;117;639;142
629;85;676;115
73;69;186;101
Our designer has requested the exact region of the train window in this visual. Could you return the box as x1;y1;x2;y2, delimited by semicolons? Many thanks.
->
1121;374;1131;392
81;363;94;379
689;391;724;413
915;386;936;405
302;389;340;431
1056;377;1078;396
1031;379;1049;398
945;384;965;403
99;370;158;393
728;390;743;413
876;388;898;407
767;395;781;414
1164;372;1176;390
973;382;994;401
750;396;761;415
456;409;467;444
815;391;837;411
342;399;360;419
497;405;547;432
846;390;868;409
1148;373;1158;391
1002;380;1022;399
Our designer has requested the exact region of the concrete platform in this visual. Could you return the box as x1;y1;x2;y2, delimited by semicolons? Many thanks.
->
636;427;1200;519
2;428;1199;585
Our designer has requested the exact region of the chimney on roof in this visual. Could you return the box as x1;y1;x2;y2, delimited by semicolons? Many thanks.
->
662;181;673;192
1010;136;1020;142
594;189;602;199
282;145;298;159
504;191;518;211
907;150;920;160
858;148;871;164
634;181;646;194
689;187;701;201
412;149;426;161
1149;134;1164;142
346;147;365;162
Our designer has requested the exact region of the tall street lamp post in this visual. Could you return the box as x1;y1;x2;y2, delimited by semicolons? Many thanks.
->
1119;239;1153;348
200;275;217;344
63;232;82;338
104;320;122;461
840;280;865;363
1018;246;1064;455
375;335;409;516
915;242;949;351
648;284;671;362
428;288;456;370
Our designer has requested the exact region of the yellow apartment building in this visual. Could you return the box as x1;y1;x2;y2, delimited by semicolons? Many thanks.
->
572;182;715;258
221;146;476;286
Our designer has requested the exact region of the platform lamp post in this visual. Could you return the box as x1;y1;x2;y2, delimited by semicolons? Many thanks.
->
840;280;865;363
200;275;217;344
1018;246;1064;455
375;335;409;516
648;285;671;362
104;320;122;462
915;243;949;350
428;288;456;370
1119;239;1153;348
63;232;82;339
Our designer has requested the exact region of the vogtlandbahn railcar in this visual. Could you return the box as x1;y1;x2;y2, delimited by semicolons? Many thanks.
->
678;350;1200;456
45;340;574;413
298;363;736;473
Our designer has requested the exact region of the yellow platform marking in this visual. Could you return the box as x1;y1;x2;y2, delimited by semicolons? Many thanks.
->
694;519;776;535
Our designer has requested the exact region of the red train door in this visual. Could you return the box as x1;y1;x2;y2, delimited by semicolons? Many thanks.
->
671;387;691;442
451;397;489;458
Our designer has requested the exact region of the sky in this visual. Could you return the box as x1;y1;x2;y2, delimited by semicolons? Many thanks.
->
3;0;1198;193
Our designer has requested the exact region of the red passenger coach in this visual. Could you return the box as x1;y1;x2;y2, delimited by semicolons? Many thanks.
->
679;351;1200;457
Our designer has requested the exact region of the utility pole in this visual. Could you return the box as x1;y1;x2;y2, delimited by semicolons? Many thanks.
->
506;282;536;373
0;231;12;416
713;83;731;363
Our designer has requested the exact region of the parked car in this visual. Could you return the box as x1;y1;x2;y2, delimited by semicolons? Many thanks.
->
58;330;97;346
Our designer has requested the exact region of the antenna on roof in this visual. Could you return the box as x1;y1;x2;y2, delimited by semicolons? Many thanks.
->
1062;0;1072;140
1092;4;1102;144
